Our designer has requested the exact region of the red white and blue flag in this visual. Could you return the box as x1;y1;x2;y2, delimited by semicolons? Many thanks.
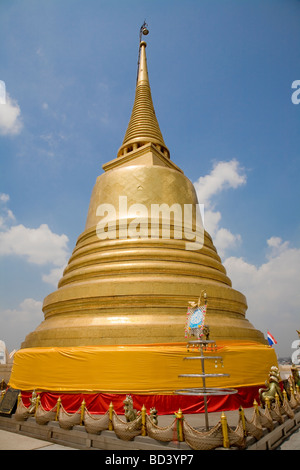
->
267;331;277;346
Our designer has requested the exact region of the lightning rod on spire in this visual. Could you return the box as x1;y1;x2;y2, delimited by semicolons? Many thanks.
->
137;21;149;83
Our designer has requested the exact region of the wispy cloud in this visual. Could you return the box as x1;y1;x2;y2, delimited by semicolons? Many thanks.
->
224;238;300;356
0;298;43;351
193;161;300;356
193;159;246;258
0;92;23;136
2;298;43;326
194;159;246;207
0;193;69;275
0;223;69;266
0;195;70;351
42;266;65;287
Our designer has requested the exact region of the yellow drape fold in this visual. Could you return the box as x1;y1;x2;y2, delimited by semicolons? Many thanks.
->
9;341;277;393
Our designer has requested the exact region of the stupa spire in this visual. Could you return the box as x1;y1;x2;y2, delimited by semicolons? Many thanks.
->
118;25;169;159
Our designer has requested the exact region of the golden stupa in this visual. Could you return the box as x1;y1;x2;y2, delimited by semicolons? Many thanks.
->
10;29;277;403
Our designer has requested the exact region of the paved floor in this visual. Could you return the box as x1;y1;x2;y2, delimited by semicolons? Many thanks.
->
1;426;299;450
0;408;299;450
0;429;77;450
276;427;300;450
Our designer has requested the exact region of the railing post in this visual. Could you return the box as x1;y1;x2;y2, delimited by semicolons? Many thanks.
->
239;406;247;437
80;399;85;425
55;396;61;421
253;399;259;416
141;404;147;436
282;389;287;402
174;408;184;442
221;412;230;448
35;394;40;416
108;402;114;431
290;386;295;401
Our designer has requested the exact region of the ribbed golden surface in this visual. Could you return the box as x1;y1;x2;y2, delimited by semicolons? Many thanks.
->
21;165;265;348
118;42;168;158
122;84;165;145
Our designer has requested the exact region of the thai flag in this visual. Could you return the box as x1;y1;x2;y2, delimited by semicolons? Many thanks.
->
267;331;277;346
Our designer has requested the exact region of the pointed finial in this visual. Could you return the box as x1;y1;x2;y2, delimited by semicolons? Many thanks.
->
117;23;169;159
137;21;149;84
140;20;149;41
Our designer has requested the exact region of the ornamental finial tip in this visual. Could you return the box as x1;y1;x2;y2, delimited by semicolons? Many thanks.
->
139;21;149;42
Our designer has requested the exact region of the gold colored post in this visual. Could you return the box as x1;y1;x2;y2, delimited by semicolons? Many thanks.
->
80;399;85;425
265;396;271;409
253;399;259;416
17;391;22;407
55;397;61;421
174;408;184;442
35;395;40;416
108;402;114;431
290;386;295;400
283;389;287;401
239;406;247;437
221;412;230;448
275;392;280;405
141;404;147;436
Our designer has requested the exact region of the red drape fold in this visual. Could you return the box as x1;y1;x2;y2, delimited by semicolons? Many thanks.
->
21;385;262;415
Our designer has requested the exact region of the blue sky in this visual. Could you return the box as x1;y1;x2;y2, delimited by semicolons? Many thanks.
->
0;0;299;358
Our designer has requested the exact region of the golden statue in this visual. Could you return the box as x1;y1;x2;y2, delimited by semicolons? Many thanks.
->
28;390;37;414
259;366;283;407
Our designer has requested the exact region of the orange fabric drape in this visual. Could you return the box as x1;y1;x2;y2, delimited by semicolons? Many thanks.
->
9;341;277;393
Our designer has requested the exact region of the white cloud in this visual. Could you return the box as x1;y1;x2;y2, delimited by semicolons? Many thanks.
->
42;266;65;287
193;159;246;258
0;298;43;351
193;162;300;357
194;159;246;207
224;238;300;357
213;228;241;259
0;195;70;350
0;194;69;282
0;80;6;104
0;193;16;229
266;236;290;259
0;223;69;266
0;92;23;135
2;298;43;324
0;193;10;203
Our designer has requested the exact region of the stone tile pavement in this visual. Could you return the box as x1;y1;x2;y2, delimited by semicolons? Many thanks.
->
276;427;300;450
0;407;299;450
0;429;77;450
